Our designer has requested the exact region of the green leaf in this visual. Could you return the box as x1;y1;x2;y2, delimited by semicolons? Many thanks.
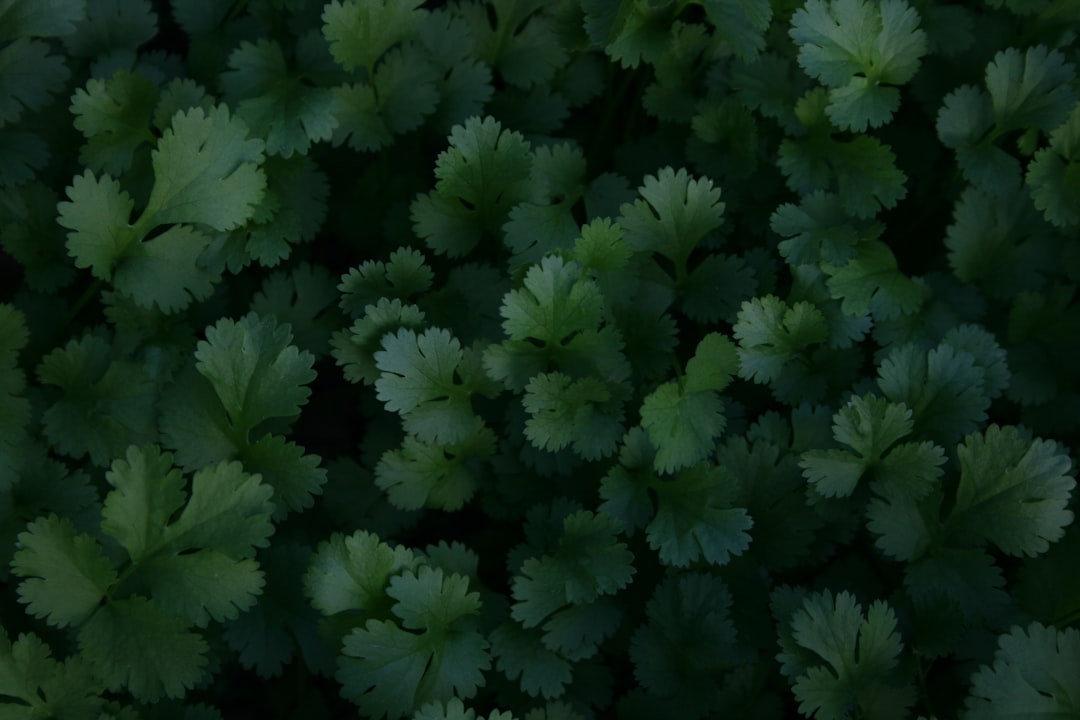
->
618;166;725;270
630;573;736;701
113;224;217;312
876;340;991;447
243;432;327;517
194;312;316;435
11;514;117;629
522;372;624;461
99;444;185;563
490;622;572;699
822;240;923;320
70;68;158;175
963;624;1080;719
944;185;1055;298
57;170;137;281
800;394;945;501
338;246;434;317
322;0;425;75
946;425;1075;558
780;590;916;720
457;0;567;89
332;298;428;385
414;698;517;720
703;0;772;61
484;255;629;391
36;333;157;465
62;0;158;58
1027;101;1080;227
0;0;85;40
304;530;418;616
78;596;208;701
338;566;489;719
222;39;339;158
640;381;725;475
647;463;753;567
374;327;481;445
0;39;70;125
511;510;634;627
411;116;533;257
789;0;927;131
0;629;102;719
375;425;495;511
143;105;266;231
88;447;273;630
984;46;1078;133
734;295;828;385
770;191;867;267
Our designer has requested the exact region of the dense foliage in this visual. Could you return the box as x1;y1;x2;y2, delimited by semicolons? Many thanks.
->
2;0;1079;718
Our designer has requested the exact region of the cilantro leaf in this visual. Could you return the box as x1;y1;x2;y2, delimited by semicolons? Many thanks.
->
102;446;274;623
332;298;428;385
484;255;630;391
322;0;425;76
69;68;157;176
964;623;1080;719
457;0;568;89
222;38;339;158
414;698;517;720
411;116;533;257
304;530;419;617
719;437;822;570
903;547;1009;626
944;185;1056;298
0;39;70;126
985;46;1078;134
581;0;675;69
647;463;753;567
194;312;316;437
11;514;117;629
770;191;868;267
630;572;736;708
338;247;434;318
375;425;496;511
779;590;915;720
57;170;138;282
789;0;927;131
374;327;485;445
639;334;737;476
0;0;84;40
618;166;725;275
522;372;624;461
490;622;572;699
822;240;923;320
78;596;209;701
1027;101;1080;227
945;425;1075;558
338;566;489;719
779;92;909;217
0;629;102;719
703;0;772;61
331;44;439;152
511;510;634;628
876;338;993;446
800;394;945;499
937;47;1078;196
62;0;158;58
734;295;828;385
142;105;266;231
36;333;157;465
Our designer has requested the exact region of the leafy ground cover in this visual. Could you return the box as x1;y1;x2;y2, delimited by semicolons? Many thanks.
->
2;0;1079;718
